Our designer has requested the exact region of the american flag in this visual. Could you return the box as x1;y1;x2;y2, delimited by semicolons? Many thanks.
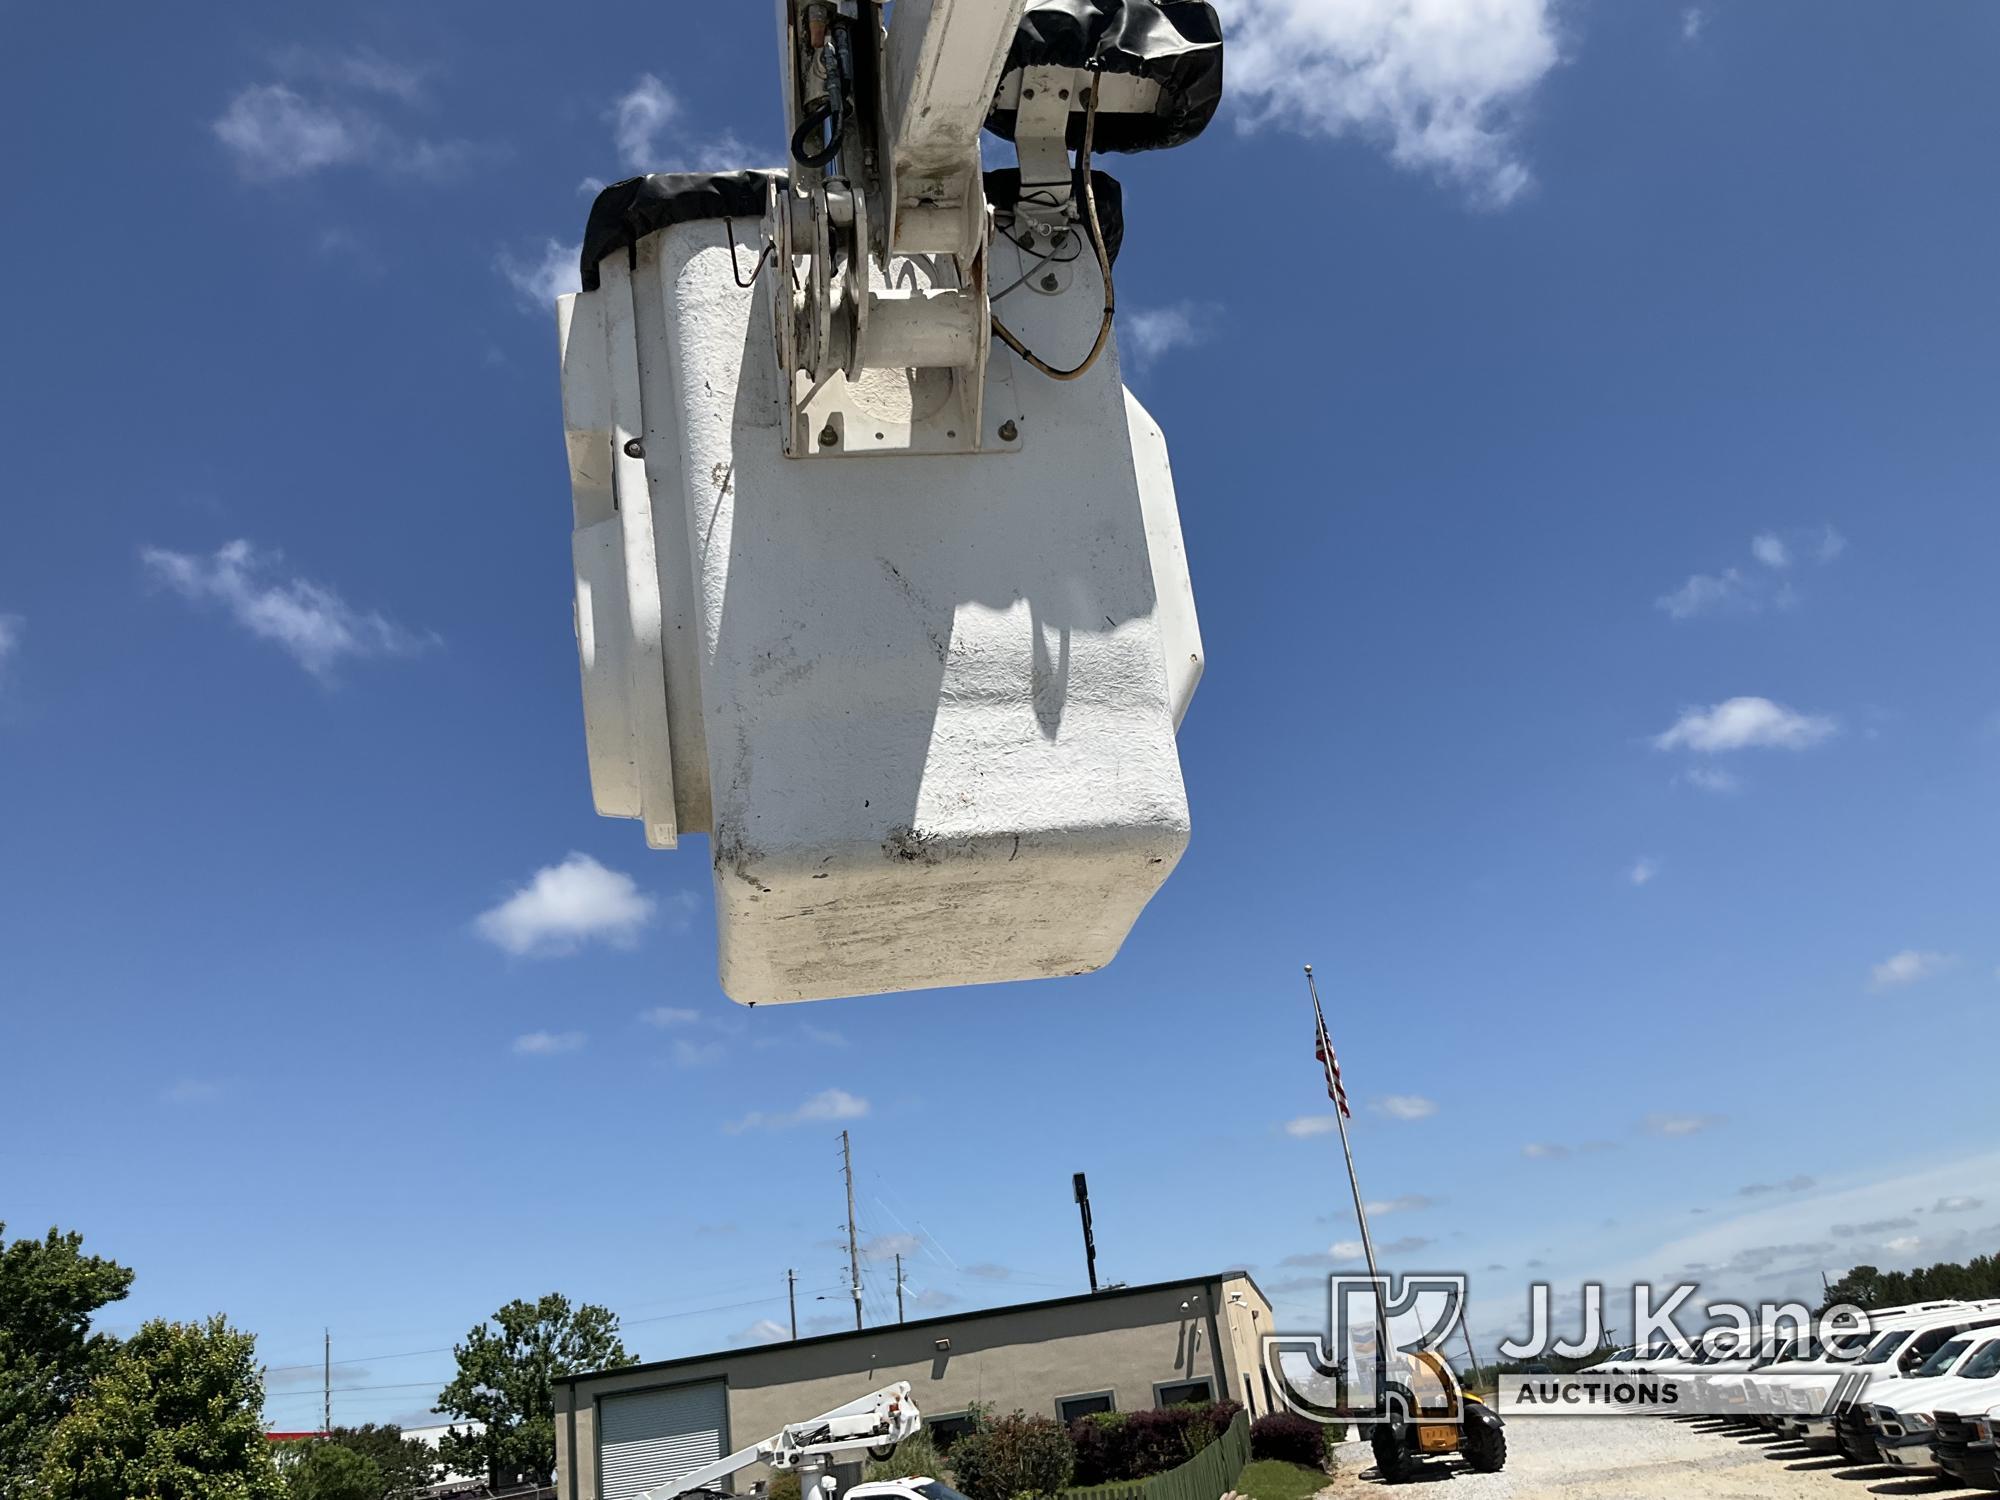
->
1312;987;1351;1118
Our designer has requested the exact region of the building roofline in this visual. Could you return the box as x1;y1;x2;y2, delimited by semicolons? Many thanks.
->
567;1269;1267;1386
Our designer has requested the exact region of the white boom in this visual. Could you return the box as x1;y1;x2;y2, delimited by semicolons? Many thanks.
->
637;1382;921;1500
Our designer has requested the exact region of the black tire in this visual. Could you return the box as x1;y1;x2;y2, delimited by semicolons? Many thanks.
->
1464;1416;1507;1473
1371;1423;1413;1485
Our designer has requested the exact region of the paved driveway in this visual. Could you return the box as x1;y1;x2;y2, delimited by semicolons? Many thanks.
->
1320;1414;1995;1498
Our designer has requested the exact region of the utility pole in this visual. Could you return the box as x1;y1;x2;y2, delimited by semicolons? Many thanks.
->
896;1253;905;1323
788;1269;798;1340
842;1130;863;1331
323;1328;331;1436
1073;1172;1099;1293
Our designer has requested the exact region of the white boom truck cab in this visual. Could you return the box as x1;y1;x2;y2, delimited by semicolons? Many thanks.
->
1870;1337;2000;1475
636;1383;920;1500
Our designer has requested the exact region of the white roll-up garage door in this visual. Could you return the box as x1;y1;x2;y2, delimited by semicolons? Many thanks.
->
598;1380;727;1500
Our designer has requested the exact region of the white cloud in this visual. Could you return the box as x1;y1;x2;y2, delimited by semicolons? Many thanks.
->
864;1233;922;1261
513;1030;586;1056
673;1039;724;1068
0;614;21;677
1681;765;1742;794
1121;303;1214;367
1225;0;1561;208
1628;857;1660;886
1656;528;1845;620
1738;1175;1817;1197
1883;1235;1921;1255
1377;1094;1437;1120
605;73;750;173
1653;696;1837;753
1871;950;1956;990
276;47;429;104
212;74;475;182
640;1006;701;1027
1646;1111;1724;1138
1750;532;1790;569
612;74;680;169
1329;1239;1365;1258
1681;7;1706;42
735;1318;789;1345
1935;1196;1983;1214
1366;1194;1439;1215
141;539;433;679
725;1087;871;1134
161;1078;220;1105
1284;1114;1339;1138
476;853;655;957
213;85;366;179
1604;1149;2000;1308
1656;568;1754;620
659;889;702;936
800;1023;848;1048
1522;1142;1569;1160
499;239;582;312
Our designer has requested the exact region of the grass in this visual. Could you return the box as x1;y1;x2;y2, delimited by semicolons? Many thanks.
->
1233;1460;1330;1500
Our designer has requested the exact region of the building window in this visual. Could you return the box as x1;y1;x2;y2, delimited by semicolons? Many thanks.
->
1056;1392;1115;1424
927;1413;978;1451
1154;1379;1214;1408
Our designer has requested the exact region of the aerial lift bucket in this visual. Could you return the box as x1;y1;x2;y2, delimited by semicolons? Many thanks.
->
555;0;1223;1005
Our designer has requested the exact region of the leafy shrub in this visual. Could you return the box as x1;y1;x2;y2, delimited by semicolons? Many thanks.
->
947;1411;1075;1500
1067;1412;1128;1487
865;1429;946;1483
1249;1413;1328;1471
1067;1401;1242;1484
765;1471;802;1500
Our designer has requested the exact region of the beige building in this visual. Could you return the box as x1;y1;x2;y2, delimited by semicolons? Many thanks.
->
554;1272;1275;1500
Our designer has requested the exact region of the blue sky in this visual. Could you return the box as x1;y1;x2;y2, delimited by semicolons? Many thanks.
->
4;0;1999;1427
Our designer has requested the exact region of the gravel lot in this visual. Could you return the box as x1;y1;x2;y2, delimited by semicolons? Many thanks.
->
1319;1415;1997;1499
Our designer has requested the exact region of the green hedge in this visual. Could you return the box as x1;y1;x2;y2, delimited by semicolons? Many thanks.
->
1060;1412;1249;1500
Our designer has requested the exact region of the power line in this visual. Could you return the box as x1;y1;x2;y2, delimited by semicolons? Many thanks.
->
267;1381;452;1399
259;1278;788;1369
264;1295;786;1381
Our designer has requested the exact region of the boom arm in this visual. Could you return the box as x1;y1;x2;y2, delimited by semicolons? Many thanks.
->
638;1383;921;1500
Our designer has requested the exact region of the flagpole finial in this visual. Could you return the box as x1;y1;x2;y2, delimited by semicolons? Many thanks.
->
1303;963;1313;975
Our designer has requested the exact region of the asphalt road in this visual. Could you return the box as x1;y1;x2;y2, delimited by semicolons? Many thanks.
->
1320;1415;1997;1498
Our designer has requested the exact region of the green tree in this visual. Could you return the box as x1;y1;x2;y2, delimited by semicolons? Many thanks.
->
281;1442;381;1500
36;1315;284;1500
435;1294;633;1489
0;1223;135;1498
321;1426;435;1500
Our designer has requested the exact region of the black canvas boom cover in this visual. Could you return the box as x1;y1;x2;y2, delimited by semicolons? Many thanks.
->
985;0;1224;155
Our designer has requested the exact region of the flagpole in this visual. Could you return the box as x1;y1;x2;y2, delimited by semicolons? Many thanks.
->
1305;964;1394;1379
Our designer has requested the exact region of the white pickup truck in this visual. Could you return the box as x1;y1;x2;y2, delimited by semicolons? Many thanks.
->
1867;1334;2000;1475
1830;1303;2000;1461
1737;1302;1975;1440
